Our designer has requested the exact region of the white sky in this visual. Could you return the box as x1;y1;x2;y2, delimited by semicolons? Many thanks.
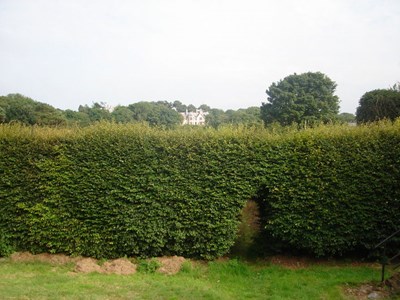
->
0;0;399;114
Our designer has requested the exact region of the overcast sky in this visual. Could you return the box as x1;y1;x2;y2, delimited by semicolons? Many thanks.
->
0;0;399;114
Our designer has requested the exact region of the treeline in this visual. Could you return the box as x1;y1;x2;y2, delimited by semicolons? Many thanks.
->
0;94;263;128
2;72;399;128
0;93;356;128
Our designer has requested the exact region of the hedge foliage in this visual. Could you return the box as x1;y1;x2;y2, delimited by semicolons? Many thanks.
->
258;123;400;256
0;122;399;258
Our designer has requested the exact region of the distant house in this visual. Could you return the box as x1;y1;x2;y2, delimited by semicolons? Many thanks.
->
180;109;208;126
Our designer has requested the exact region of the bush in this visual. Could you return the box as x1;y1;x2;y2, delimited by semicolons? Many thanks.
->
137;259;161;273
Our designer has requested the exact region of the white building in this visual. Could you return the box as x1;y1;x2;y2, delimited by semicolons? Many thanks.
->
180;109;208;126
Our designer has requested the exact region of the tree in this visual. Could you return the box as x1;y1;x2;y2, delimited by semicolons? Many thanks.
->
204;107;263;128
337;112;356;124
1;94;36;124
111;105;134;123
34;103;66;126
128;101;182;127
206;108;227;128
172;100;187;112
78;102;112;122
356;89;400;123
226;107;262;126
261;72;339;126
63;109;91;126
0;94;65;126
187;104;196;112
198;104;211;112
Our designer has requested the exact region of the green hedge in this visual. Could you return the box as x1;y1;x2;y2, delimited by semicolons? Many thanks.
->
0;124;260;259
0;122;399;258
258;123;400;256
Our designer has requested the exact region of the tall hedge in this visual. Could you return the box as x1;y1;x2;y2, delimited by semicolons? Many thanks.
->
0;122;399;258
0;124;261;259
258;123;400;256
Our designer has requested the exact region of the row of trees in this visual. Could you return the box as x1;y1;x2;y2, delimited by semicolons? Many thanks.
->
0;94;263;128
65;101;264;128
68;101;183;127
1;72;398;128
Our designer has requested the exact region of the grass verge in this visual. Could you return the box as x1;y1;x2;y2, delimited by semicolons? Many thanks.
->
0;257;385;299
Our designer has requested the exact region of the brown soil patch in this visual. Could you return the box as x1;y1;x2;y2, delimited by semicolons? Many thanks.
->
102;258;137;275
74;258;103;274
10;252;35;262
74;258;137;275
156;256;186;275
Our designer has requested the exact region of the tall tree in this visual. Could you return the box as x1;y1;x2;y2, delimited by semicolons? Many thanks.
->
261;72;339;126
226;107;262;126
187;104;196;112
111;105;135;123
206;108;227;128
198;104;211;112
63;109;91;126
78;102;112;122
172;100;187;112
356;89;400;123
337;112;356;124
1;94;36;124
0;93;65;125
34;103;66;125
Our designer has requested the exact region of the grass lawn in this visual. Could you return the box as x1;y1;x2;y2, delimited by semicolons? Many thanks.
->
0;256;385;299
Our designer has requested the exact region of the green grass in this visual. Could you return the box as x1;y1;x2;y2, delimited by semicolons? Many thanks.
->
0;258;382;299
